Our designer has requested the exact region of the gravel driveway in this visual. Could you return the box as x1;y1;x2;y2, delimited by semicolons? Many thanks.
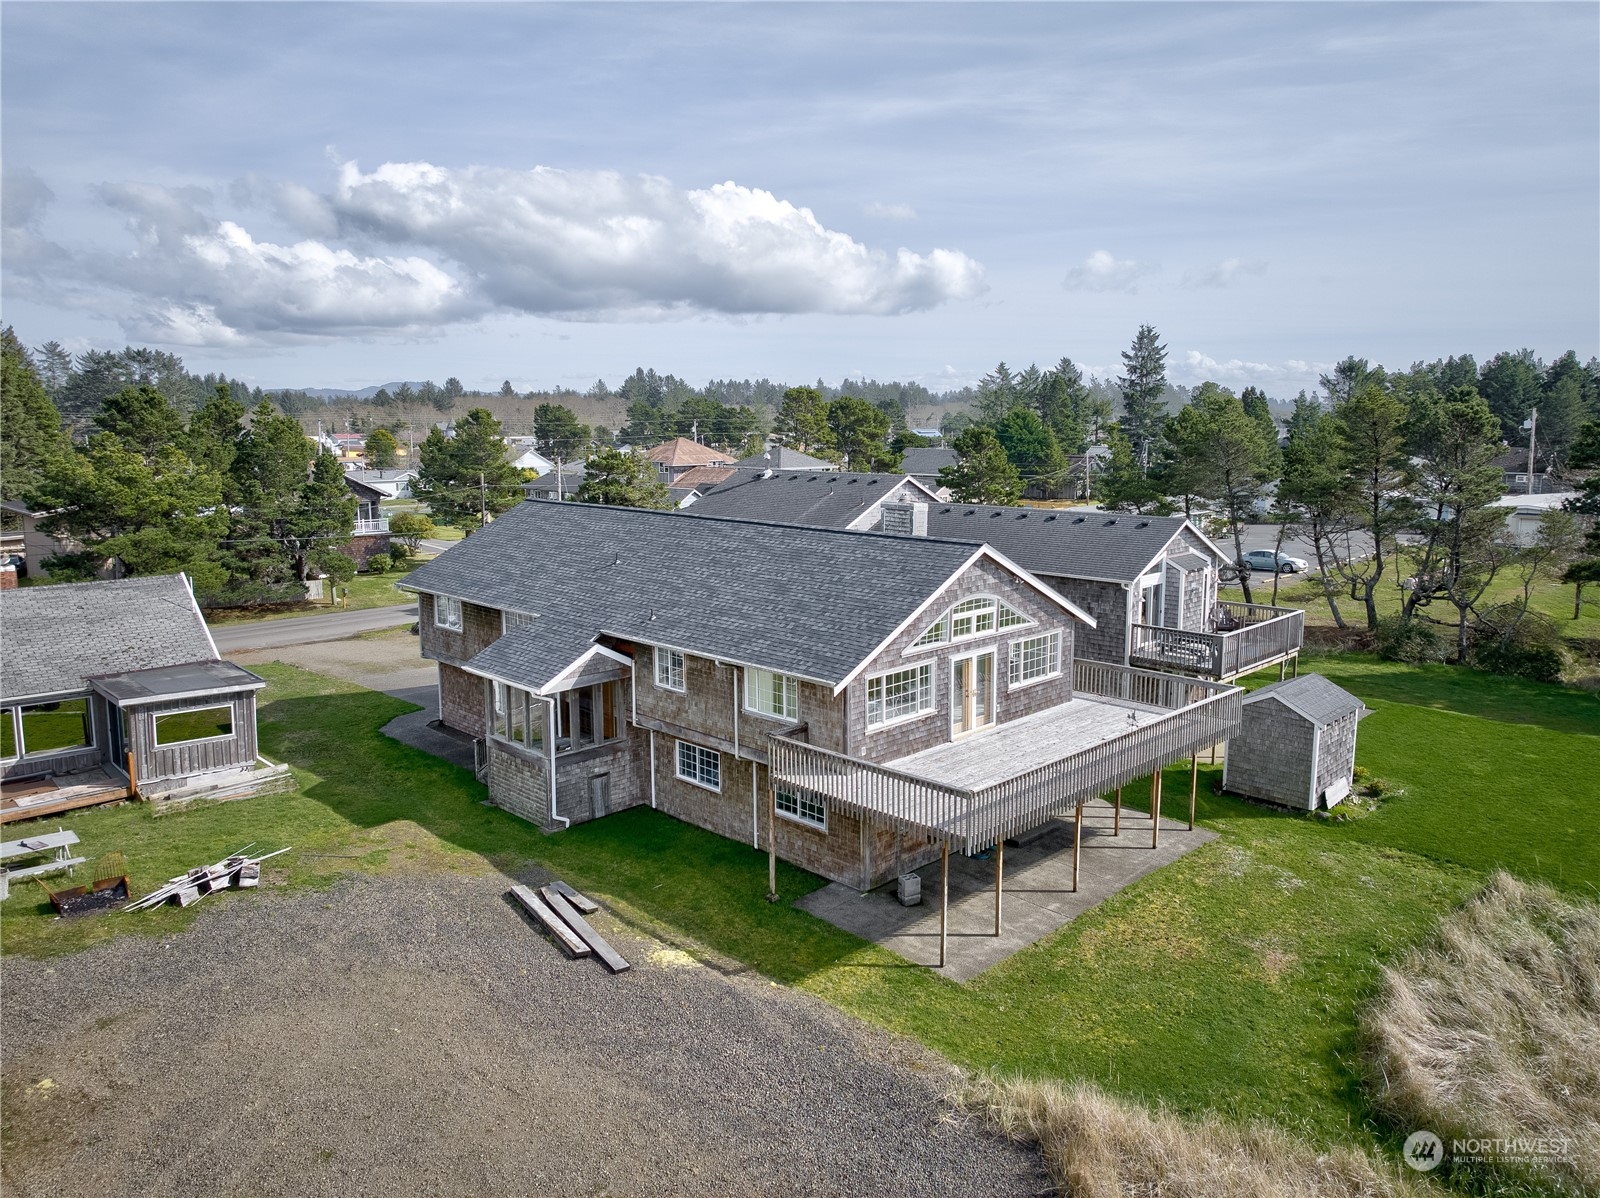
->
2;873;1047;1198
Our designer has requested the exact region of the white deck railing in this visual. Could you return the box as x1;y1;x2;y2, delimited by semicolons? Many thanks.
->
352;517;390;535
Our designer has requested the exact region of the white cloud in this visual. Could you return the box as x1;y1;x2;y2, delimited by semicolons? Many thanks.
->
1181;257;1268;289
330;160;981;318
1062;249;1154;293
863;201;917;220
1181;350;1334;390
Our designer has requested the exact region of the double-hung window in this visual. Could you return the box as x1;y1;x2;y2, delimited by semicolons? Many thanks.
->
675;741;721;791
776;788;827;830
434;594;463;631
654;646;685;692
865;663;935;728
1008;631;1063;685
744;668;798;721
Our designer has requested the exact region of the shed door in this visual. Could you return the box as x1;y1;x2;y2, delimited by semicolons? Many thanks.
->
589;774;610;820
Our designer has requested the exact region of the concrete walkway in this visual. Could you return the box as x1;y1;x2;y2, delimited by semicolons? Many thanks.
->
796;797;1217;982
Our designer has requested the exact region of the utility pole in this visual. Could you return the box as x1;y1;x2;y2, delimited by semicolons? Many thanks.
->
479;472;487;527
1524;407;1538;496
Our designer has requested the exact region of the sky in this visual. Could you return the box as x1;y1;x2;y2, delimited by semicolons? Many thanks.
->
2;1;1596;399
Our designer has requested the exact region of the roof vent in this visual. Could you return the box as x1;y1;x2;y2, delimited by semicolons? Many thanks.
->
1104;519;1117;526
990;511;1003;518
963;509;976;517
847;478;858;485
866;478;878;486
760;468;773;480
1136;520;1149;528
1045;514;1057;522
1072;516;1086;524
1014;512;1028;519
939;507;952;513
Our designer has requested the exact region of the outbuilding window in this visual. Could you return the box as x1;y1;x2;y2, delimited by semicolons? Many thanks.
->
154;705;234;746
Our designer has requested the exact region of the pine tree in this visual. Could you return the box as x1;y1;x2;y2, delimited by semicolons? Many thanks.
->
939;426;1021;504
413;408;522;531
575;447;672;508
1;328;69;502
1117;325;1168;472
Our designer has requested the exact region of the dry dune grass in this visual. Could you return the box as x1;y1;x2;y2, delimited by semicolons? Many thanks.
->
957;1075;1424;1198
1361;871;1600;1195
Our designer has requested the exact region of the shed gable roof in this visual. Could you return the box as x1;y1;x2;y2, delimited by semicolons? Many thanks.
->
0;574;218;703
1244;673;1367;727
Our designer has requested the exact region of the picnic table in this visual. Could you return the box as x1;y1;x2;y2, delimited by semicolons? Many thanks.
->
0;828;84;901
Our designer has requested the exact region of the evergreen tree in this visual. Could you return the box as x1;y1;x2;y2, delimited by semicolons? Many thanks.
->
772;386;836;457
96;385;184;461
1477;349;1544;442
1095;425;1166;512
1333;382;1412;629
993;407;1065;489
184;383;246;485
1278;395;1352;626
533;403;589;463
1;328;69;502
1036;358;1090;454
1117;325;1168;472
1319;356;1384;406
413;408;522;531
32;340;73;400
291;450;359;581
575;447;672;508
825;397;897;471
365;428;401;469
939;426;1022;504
974;361;1019;424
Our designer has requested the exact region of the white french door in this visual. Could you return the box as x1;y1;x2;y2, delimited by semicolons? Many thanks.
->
951;651;995;736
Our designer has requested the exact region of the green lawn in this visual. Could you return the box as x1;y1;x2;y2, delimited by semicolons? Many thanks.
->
203;570;416;625
3;653;1593;1173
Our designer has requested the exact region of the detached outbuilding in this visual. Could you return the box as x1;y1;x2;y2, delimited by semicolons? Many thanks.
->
1223;674;1370;810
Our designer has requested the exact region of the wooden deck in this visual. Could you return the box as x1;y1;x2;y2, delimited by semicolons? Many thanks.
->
1;768;128;825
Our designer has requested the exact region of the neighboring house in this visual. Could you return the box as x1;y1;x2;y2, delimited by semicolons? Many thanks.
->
504;438;556;476
344;467;417;500
647;438;735;483
315;432;369;464
1492;490;1581;546
731;446;839;472
909;428;943;443
343;477;394;570
0;499;119;583
1224;674;1369;810
918;504;1303;682
1488;447;1558;495
900;447;957;493
0;574;290;822
402;501;1240;896
680;472;944;532
526;463;587;500
670;465;740;492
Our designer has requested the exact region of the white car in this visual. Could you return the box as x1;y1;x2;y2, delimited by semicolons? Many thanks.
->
1241;549;1309;574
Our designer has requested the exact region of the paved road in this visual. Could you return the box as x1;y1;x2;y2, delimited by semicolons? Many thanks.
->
210;604;418;652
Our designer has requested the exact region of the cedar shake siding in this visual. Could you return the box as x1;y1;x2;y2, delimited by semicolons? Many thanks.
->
438;662;487;739
1040;576;1129;664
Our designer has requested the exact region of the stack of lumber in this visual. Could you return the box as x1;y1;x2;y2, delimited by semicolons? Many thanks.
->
125;846;289;912
508;880;630;973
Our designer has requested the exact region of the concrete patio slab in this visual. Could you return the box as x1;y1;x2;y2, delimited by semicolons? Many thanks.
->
795;797;1217;982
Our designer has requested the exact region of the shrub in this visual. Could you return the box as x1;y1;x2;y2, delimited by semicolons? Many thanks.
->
1468;605;1567;682
958;1075;1424;1198
1361;872;1600;1195
1472;639;1565;682
1373;616;1446;664
365;556;390;575
388;543;411;567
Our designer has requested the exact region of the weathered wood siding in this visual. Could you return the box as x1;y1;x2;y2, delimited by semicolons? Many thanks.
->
1223;696;1317;809
131;691;259;785
438;662;486;738
1041;576;1127;663
1314;711;1359;800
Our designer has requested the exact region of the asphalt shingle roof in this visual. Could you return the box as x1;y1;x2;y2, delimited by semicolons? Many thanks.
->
1245;673;1367;727
404;501;984;689
681;472;931;530
923;505;1193;583
731;446;839;472
647;438;735;468
900;447;957;478
0;574;218;703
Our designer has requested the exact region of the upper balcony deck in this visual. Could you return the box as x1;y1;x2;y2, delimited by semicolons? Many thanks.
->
1129;600;1303;682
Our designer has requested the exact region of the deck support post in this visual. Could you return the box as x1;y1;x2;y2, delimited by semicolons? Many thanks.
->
1279;660;1287;681
993;839;1003;937
1291;655;1299;679
766;784;778;903
939;840;950;969
1072;802;1083;892
1188;754;1198;831
1113;787;1121;836
1151;769;1162;849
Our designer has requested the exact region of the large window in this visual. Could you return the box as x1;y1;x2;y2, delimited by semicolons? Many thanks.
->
154;704;234;746
744;668;798;721
776;788;826;830
10;699;93;756
434;594;463;631
654;646;685;692
492;682;545;748
865;663;935;728
675;741;721;791
1008;631;1063;686
912;596;1029;647
555;682;621;753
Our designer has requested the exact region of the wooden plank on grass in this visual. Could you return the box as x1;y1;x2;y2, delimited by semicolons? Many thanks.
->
540;886;630;974
509;885;590;958
550;880;599;914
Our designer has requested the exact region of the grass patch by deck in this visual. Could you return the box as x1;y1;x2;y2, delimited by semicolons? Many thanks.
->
2;653;1593;1177
201;570;416;625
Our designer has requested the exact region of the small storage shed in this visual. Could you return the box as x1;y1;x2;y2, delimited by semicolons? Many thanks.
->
1223;674;1369;810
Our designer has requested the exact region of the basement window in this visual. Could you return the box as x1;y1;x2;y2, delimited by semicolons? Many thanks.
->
776;788;827;830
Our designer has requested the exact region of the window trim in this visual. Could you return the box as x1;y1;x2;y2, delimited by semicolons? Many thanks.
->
864;662;936;730
1007;630;1064;689
776;787;827;831
675;740;721;792
433;593;463;631
653;646;686;692
743;667;799;723
905;594;1033;654
152;703;235;748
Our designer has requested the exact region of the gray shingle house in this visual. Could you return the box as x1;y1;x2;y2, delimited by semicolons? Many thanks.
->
1223;674;1369;810
0;575;288;822
681;471;945;533
403;501;1241;919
